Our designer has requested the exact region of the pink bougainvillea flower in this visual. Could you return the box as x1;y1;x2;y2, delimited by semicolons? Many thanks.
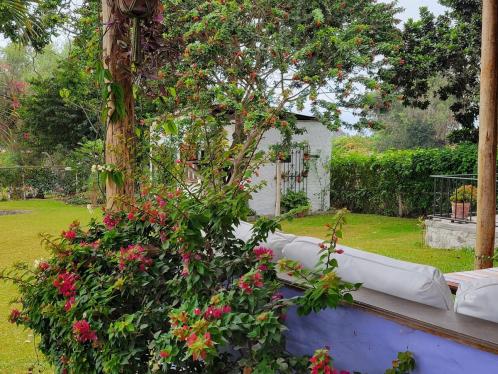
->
8;308;21;323
103;214;120;229
62;230;76;241
238;270;264;294
203;305;231;320
38;261;50;271
53;271;78;298
64;296;75;312
119;245;153;272
72;319;97;343
271;292;284;302
253;247;273;262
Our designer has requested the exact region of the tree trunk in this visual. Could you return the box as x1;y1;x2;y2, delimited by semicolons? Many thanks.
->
102;0;135;211
475;0;498;269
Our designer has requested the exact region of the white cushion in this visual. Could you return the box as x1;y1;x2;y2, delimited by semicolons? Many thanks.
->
232;221;254;242
282;236;454;310
233;222;296;261
454;278;498;323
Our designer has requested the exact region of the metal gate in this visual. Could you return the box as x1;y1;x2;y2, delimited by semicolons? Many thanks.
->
280;145;310;194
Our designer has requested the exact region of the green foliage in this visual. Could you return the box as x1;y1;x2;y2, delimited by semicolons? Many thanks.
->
0;0;69;50
450;184;477;203
20;57;101;152
332;135;376;157
330;143;478;217
153;0;400;147
0;186;9;200
384;2;481;142
374;84;458;151
385;351;416;374
281;190;310;213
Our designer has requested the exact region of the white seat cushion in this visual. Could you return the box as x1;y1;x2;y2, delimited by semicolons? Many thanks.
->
455;278;498;323
282;236;454;310
233;221;296;261
232;221;254;242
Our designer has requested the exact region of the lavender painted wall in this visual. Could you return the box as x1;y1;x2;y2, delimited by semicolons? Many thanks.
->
283;288;498;373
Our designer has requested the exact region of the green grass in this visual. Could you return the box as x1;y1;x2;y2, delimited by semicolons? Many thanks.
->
0;200;93;374
281;213;476;274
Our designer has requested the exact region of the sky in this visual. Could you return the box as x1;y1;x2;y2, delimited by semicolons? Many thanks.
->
395;0;447;21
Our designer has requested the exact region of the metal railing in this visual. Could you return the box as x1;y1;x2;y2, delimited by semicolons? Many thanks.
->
430;174;498;225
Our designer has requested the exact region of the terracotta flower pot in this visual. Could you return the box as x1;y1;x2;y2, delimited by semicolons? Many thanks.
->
451;202;471;220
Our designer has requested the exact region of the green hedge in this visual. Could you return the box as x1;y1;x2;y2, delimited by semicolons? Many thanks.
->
330;144;478;217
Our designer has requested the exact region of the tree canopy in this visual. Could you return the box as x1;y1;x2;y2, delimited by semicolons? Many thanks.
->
0;0;69;50
386;1;481;143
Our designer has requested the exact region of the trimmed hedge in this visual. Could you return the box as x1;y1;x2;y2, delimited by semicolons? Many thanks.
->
330;144;478;217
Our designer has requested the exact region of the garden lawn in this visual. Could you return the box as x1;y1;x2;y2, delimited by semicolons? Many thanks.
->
281;213;477;274
0;199;92;374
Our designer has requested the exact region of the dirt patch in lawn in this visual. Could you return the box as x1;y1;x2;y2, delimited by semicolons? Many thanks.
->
0;210;31;216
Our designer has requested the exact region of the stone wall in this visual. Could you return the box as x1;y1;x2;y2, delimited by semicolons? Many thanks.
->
425;219;498;249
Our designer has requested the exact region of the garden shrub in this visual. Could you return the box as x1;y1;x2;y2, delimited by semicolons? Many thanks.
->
281;190;310;213
3;184;361;373
330;143;478;217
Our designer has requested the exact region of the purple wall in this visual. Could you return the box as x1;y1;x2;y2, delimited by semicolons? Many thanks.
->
283;288;498;373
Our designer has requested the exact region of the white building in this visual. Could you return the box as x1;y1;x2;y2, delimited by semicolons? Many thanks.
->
228;113;340;216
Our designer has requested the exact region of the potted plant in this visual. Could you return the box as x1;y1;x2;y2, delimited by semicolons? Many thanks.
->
450;184;477;219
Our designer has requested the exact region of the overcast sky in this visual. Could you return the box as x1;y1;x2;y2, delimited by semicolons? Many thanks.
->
395;0;447;21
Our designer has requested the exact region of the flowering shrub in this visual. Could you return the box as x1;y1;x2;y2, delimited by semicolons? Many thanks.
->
2;181;370;373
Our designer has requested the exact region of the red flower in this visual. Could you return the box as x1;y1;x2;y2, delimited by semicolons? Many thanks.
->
194;308;201;316
62;230;76;240
8;309;21;323
64;296;75;312
186;333;198;347
203;305;231;320
336;249;344;254
53;271;78;298
127;212;135;220
119;245;153;272
38;261;50;271
155;195;166;208
103;214;120;229
159;350;170;358
238;270;264;294
72;320;97;343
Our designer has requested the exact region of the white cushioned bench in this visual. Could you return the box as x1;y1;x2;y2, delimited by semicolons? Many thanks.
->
233;221;297;261
454;279;498;323
282;236;454;310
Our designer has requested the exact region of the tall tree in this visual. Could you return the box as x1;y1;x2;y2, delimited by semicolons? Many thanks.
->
149;0;401;185
385;2;482;143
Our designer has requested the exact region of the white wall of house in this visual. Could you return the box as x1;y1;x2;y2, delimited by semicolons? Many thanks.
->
227;119;338;216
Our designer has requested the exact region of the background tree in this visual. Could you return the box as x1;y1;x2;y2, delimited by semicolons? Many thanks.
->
149;0;401;186
374;87;458;151
0;0;69;50
385;2;481;143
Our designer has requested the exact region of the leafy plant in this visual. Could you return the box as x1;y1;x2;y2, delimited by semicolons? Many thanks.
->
450;185;477;203
385;351;416;374
281;190;310;213
0;186;9;201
